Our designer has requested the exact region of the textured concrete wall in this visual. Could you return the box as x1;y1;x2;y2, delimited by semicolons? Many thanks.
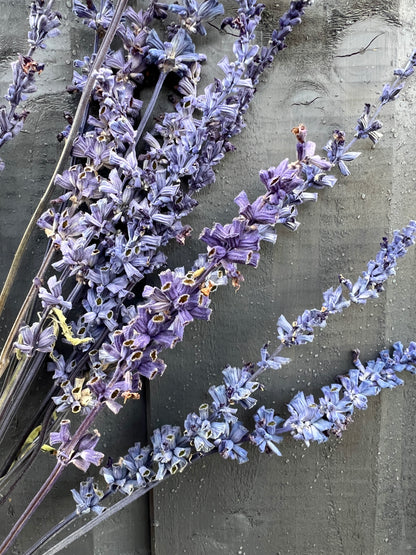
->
1;0;416;554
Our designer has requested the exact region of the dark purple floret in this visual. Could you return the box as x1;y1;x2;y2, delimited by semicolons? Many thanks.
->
234;190;280;226
323;129;361;176
355;103;383;144
259;158;303;199
380;82;404;103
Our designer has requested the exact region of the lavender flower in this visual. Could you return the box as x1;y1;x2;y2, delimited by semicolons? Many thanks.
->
250;406;284;455
222;366;259;409
49;420;104;472
184;404;227;452
208;384;239;423
151;425;191;480
323;130;360;176
28;0;62;49
200;219;261;279
38;275;72;310
215;421;249;463
168;0;224;35
284;392;332;446
339;370;379;410
73;0;114;30
37;338;416;555
146;28;206;75
13;322;56;357
71;477;105;515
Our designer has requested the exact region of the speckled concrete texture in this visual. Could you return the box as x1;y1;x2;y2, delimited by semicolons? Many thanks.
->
1;0;416;554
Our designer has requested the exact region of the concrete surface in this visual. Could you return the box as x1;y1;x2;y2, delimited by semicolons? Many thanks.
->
1;0;416;554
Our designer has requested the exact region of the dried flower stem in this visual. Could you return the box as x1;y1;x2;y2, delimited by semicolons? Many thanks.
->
134;71;167;146
0;463;64;555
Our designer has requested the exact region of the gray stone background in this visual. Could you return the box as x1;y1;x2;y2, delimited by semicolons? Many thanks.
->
1;0;416;553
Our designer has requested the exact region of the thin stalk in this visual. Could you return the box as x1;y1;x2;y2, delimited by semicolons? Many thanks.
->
0;351;45;446
133;71;167;147
38;454;207;555
0;0;129;349
0;402;103;553
23;511;78;555
0;402;56;501
0;463;64;555
23;489;114;555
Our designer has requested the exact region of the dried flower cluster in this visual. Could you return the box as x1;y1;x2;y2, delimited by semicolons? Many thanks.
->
0;0;415;553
